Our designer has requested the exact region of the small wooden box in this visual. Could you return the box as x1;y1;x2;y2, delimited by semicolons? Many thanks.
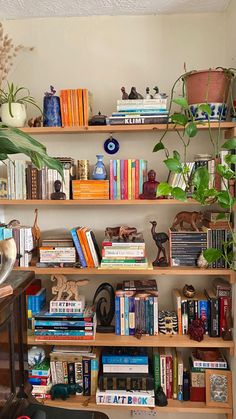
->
190;386;206;402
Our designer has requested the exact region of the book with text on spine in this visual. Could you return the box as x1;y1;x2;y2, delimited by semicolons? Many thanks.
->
96;389;155;407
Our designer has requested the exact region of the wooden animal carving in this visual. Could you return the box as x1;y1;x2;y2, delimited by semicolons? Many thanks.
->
105;226;137;241
51;275;89;301
105;226;120;240
32;208;41;255
171;211;203;232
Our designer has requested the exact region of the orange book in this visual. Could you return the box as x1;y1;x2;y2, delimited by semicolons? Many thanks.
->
73;89;79;126
80;227;95;268
82;88;88;126
76;227;89;267
67;89;73;126
77;89;84;126
59;90;69;127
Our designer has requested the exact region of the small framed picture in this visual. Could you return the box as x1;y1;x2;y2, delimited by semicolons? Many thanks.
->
0;178;7;199
205;370;232;408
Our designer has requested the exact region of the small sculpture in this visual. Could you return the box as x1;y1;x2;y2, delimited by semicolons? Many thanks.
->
188;318;205;342
197;251;209;268
222;307;233;341
145;87;153;99
171;211;203;232
93;283;115;333
183;284;196;298
28;115;42;127
32;208;40;254
139;169;159;199
158;310;178;334
150;221;169;267
128;87;143;100
51;180;66;200
44;85;56;96
121;86;129;100
51;383;83;400
153;86;162;99
105;226;138;241
51;274;89;300
155;386;168;406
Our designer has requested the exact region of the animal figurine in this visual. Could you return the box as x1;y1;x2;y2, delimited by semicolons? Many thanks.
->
28;115;42;127
32;208;40;254
150;221;169;266
93;282;115;333
183;284;196;298
153;86;162;99
105;226;138;241
128;87;143;99
155;386;168;406
171;211;203;232
50;383;83;400
51;274;89;301
121;86;129;100
145;87;153;99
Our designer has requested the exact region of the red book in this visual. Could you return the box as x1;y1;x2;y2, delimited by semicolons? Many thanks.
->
219;296;232;336
165;354;173;399
135;160;140;199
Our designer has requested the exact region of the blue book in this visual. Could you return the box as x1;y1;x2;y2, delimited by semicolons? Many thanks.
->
35;320;93;326
198;300;209;333
3;228;13;239
145;298;150;335
115;296;120;335
113;160;117;200
128;297;135;336
148;297;154;336
102;354;149;365
120;159;125;200
71;228;87;268
124;295;129;335
35;330;93;336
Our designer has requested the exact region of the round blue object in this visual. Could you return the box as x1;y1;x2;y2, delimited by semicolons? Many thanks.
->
104;137;120;154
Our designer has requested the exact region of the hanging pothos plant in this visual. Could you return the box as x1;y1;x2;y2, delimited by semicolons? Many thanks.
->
153;69;236;269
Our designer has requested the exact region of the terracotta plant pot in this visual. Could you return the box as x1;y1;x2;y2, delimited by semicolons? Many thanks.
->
184;69;233;105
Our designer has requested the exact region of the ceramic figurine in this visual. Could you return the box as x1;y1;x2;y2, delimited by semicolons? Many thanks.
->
155;386;168;406
153;86;162;99
121;86;129;100
51;274;89;301
171;211;203;232
197;251;209;269
93;283;115;333
92;154;107;180
183;284;196;298
43;85;62;127
128;87;143;99
139;169;159;199
150;221;169;267
51;180;66;200
145;87;153;99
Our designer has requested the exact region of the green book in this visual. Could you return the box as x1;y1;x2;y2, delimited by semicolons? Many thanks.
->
153;348;160;390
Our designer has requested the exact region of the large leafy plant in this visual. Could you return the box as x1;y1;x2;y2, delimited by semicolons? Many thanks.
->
153;71;236;269
0;123;63;176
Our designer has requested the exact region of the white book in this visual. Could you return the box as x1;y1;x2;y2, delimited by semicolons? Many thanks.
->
160;350;166;395
19;228;25;267
86;230;99;267
220;150;229;190
103;364;149;373
96;389;155;407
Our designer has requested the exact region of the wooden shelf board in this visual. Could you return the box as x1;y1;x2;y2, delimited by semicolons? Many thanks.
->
19;122;236;135
28;333;234;354
38;396;233;414
0;199;200;206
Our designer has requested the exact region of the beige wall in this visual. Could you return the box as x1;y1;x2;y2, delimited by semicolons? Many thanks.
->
2;10;232;419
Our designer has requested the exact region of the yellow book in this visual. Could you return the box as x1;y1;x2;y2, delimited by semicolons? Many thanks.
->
116;159;120;200
128;159;132;200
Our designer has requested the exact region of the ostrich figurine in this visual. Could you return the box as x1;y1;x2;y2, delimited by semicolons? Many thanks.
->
150;221;169;267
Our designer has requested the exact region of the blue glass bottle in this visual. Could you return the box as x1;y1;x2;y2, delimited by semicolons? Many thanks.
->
92;155;107;180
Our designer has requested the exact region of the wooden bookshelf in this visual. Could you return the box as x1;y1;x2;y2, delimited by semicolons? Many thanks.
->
19;121;236;135
0;199;201;206
28;333;235;355
38;396;233;415
14;265;236;282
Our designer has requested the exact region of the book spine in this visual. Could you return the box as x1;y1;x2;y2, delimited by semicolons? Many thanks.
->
116;159;120;199
166;355;173;399
50;361;57;384
173;351;178;399
128;159;132;200
115;295;120;335
120;159;125;200
153;352;161;390
83;359;91;396
128;296;135;336
101;355;148;365
187;300;195;327
181;301;188;334
160;355;166;395
74;361;83;387
103;364;148;373
153;296;158;335
219;296;231;336
120;296;125;335
149;296;154;336
208;296;220;337
91;357;99;396
131;159;136;199
124;159;128;199
63;361;68;384
70;228;87;267
113;159;117;200
55;361;64;383
110;160;114;200
177;358;183;401
135;159;139;199
124;295;129;335
198;300;209;334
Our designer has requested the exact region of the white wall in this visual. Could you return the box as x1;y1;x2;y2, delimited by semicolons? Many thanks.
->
2;11;231;419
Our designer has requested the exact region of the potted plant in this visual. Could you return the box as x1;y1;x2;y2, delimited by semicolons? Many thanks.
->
0;82;41;127
153;68;236;269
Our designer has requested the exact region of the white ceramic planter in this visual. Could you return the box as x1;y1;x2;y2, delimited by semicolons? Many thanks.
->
1;102;27;127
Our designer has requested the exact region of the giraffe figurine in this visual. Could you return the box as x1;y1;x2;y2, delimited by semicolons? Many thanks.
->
32;208;41;256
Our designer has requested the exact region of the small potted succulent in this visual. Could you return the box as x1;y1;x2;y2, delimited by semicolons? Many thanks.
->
0;81;41;127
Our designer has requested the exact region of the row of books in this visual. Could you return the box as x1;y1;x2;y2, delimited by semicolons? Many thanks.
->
109;159;147;200
107;98;168;125
115;280;158;335
173;278;232;337
59;88;91;127
32;306;97;341
101;238;149;269
0;224;34;267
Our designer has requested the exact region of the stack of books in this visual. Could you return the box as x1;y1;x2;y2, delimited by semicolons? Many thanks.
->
32;305;96;341
109;159;147;200
169;229;208;267
100;238;149;269
60;88;91;126
50;346;99;396
28;359;52;400
153;348;183;400
115;280;158;335
107;98;168;125
72;180;109;200
70;227;101;268
0;224;34;267
172;278;232;336
39;236;76;266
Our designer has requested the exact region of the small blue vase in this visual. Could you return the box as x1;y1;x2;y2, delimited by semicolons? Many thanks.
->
43;96;62;127
92;155;107;180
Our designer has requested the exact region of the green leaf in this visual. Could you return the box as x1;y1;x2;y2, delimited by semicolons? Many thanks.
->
164;158;182;172
216;212;229;220
225;154;236;165
171;187;187;201
172;97;189;109
171;113;188;126
222;138;236;150
185;122;198;138
0;153;7;160
217;191;234;209
193;166;209;190
156;182;172;197
198;103;211;116
216;164;235;180
153;141;165;152
173;150;181;161
203;248;222;263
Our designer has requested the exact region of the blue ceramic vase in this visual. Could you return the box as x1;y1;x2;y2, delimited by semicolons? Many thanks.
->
43;95;62;127
92;155;107;180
